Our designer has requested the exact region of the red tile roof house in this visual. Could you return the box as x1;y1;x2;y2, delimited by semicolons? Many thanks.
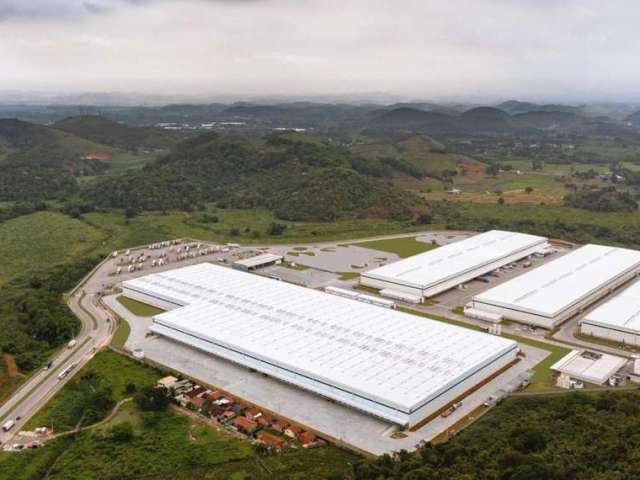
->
257;432;286;452
284;425;303;439
222;411;236;422
209;390;226;401
257;414;273;427
208;404;227;418
244;407;262;421
232;416;259;435
270;420;288;433
298;431;317;447
188;395;206;411
185;386;206;399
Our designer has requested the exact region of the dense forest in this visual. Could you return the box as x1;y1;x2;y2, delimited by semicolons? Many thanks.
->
353;391;640;480
0;255;104;370
564;187;638;213
83;134;429;222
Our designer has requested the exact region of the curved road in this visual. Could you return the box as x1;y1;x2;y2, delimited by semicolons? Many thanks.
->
0;273;115;446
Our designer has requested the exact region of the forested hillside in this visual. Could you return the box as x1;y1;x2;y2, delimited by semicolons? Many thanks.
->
83;133;429;222
354;391;640;480
0;119;110;200
54;115;179;150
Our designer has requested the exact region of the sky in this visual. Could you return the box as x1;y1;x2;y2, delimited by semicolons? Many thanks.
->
1;0;639;102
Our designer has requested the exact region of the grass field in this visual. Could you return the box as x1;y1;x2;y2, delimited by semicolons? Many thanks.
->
116;296;165;317
25;350;161;432
110;315;131;350
350;236;438;258
3;350;359;480
82;208;437;249
0;211;106;285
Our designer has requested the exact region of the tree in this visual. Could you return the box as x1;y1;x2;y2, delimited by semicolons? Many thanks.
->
135;386;171;411
525;186;533;194
267;223;287;236
498;197;505;205
414;213;432;226
124;206;138;219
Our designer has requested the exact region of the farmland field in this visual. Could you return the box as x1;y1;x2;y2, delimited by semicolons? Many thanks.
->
0;211;106;285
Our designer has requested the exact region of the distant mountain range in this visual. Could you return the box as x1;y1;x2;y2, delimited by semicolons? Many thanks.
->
370;105;635;136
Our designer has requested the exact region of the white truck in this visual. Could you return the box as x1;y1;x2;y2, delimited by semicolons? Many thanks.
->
2;420;15;432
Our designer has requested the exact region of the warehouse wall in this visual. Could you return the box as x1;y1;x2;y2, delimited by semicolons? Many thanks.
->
408;345;518;426
581;322;640;346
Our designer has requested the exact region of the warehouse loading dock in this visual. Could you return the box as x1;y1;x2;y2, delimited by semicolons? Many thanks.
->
122;263;518;428
361;230;548;302
471;244;640;328
581;280;640;346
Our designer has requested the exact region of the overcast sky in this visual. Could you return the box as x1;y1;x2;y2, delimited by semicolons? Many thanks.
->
1;0;639;102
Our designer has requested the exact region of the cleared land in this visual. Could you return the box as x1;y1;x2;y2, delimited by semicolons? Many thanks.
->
350;236;437;258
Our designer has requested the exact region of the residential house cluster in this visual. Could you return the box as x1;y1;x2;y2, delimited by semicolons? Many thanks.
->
156;376;322;452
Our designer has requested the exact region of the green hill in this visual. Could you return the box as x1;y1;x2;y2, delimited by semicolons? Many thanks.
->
83;133;429;222
54;115;179;150
0;119;114;200
352;134;480;177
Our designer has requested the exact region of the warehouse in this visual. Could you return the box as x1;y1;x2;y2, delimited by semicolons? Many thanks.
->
232;253;283;272
123;263;518;427
360;230;548;301
550;350;627;387
471;244;640;328
581;281;640;346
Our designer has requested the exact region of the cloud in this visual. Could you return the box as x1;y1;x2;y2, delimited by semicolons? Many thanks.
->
0;0;253;20
1;0;639;101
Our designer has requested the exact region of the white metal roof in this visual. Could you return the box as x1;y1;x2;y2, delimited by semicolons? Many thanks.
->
474;244;640;319
362;230;547;290
233;253;283;268
584;281;640;333
550;350;626;384
124;263;516;417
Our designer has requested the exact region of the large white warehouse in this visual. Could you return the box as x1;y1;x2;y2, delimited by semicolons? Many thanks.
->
471;244;640;328
123;263;518;427
360;230;548;301
581;281;640;346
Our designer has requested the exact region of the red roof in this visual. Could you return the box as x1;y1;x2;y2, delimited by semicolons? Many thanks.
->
82;152;111;160
270;420;288;432
285;425;303;436
298;431;316;445
189;396;206;409
209;390;226;400
257;432;285;450
232;416;258;432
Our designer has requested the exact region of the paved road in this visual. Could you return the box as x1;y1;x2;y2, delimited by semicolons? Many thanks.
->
0;284;115;447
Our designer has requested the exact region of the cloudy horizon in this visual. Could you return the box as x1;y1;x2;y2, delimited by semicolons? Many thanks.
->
2;0;640;103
